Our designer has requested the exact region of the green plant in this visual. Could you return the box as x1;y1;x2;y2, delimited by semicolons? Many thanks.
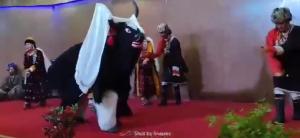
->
207;102;298;138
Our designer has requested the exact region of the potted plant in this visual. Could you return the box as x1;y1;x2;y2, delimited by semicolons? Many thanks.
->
43;104;78;138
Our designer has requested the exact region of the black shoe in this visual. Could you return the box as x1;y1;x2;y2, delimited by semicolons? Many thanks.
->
103;125;119;133
273;94;285;123
292;99;300;120
174;85;181;105
117;102;133;117
39;100;46;107
159;85;168;106
175;100;181;105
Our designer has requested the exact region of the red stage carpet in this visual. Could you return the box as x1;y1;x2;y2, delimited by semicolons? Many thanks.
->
1;98;300;138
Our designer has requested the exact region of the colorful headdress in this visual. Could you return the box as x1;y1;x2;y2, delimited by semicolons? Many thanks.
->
7;62;17;71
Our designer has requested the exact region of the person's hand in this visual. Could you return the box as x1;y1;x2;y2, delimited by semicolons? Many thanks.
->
172;66;180;77
131;41;143;48
29;65;36;72
25;71;30;77
261;46;272;52
274;45;284;55
142;58;149;65
274;72;283;77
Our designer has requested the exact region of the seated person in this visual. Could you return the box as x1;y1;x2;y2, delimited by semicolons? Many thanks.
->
0;63;24;101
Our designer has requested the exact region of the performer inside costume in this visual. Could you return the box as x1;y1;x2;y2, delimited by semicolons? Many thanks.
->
47;1;145;133
264;7;300;123
151;23;188;106
134;37;161;106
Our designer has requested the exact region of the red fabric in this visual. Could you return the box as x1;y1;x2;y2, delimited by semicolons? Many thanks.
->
152;37;166;58
265;28;284;75
107;36;115;47
106;27;117;47
1;99;300;138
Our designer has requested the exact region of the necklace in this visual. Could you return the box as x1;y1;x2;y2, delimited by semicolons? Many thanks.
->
276;25;294;46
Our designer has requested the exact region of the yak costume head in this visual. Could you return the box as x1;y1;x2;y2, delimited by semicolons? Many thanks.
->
75;1;145;94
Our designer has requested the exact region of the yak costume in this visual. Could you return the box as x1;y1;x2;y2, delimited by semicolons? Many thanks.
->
47;2;144;132
265;7;300;123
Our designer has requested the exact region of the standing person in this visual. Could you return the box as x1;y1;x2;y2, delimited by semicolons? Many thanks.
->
264;7;300;123
23;37;48;109
135;36;160;106
151;23;188;106
0;63;24;100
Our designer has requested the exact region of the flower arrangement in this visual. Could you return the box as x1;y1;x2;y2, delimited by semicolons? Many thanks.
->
43;104;78;138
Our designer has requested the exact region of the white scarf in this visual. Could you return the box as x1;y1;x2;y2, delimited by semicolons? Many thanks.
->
36;47;51;72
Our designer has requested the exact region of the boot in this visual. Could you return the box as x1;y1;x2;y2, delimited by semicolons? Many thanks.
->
174;85;181;105
159;85;168;106
273;94;285;123
116;100;133;118
292;99;300;120
75;94;89;123
39;100;46;107
103;125;119;133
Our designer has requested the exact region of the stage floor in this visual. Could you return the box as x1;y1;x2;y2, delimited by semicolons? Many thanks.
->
0;98;300;138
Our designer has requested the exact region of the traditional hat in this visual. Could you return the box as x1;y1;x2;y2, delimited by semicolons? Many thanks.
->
24;37;36;48
7;62;17;71
271;7;292;23
157;23;172;35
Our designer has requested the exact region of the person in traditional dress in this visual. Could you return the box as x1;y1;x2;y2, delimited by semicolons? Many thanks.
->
23;37;49;109
151;23;188;106
134;36;160;106
0;63;24;100
264;7;300;123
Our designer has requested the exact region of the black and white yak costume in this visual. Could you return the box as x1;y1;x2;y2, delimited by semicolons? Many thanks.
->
47;1;145;132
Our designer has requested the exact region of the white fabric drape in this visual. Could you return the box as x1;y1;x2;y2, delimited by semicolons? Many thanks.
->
36;47;51;72
75;4;111;94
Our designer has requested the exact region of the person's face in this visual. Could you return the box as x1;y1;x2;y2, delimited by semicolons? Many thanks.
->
159;33;169;39
142;39;148;48
8;67;15;75
275;21;290;33
24;43;34;52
